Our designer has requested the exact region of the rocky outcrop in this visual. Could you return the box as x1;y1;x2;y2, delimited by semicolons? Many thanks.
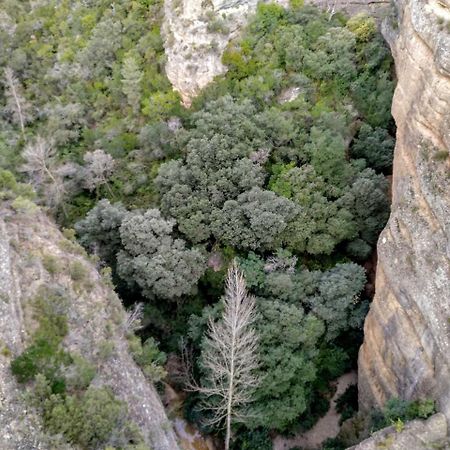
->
0;203;180;450
348;413;450;450
162;0;259;106
358;0;450;418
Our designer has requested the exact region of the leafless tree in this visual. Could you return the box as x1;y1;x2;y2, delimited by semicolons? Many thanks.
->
264;253;298;274
187;260;260;450
3;67;31;137
83;149;115;197
20;136;75;216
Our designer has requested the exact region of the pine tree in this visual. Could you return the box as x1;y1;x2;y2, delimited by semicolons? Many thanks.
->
121;55;143;114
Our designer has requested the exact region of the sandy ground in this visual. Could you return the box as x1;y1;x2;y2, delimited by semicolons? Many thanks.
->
273;371;357;450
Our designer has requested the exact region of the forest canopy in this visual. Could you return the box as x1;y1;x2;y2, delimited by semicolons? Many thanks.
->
0;0;395;447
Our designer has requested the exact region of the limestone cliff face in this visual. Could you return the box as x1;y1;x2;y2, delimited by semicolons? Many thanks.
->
162;0;261;106
0;204;180;450
358;0;450;417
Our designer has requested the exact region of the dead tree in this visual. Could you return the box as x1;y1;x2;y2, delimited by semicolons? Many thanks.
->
83;149;116;197
20;136;74;216
189;260;260;450
3;67;31;137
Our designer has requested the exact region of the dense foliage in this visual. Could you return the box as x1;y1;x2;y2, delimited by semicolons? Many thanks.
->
1;0;396;446
371;398;436;431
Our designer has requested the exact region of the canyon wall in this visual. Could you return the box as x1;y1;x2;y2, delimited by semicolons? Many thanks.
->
0;202;180;450
358;0;450;418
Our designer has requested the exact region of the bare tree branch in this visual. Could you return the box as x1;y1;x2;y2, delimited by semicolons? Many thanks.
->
83;149;115;197
20;136;74;216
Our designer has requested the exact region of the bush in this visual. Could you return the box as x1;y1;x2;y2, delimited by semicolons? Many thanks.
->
42;254;61;276
371;398;436;431
129;335;167;382
44;387;140;448
11;196;38;214
69;261;87;282
11;287;71;387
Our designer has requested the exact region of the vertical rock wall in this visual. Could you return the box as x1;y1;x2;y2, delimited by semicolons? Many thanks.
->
358;0;450;418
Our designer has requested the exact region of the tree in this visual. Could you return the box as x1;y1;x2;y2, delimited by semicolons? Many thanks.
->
270;165;356;255
20;136;77;215
155;96;277;243
303;27;357;88
211;187;297;251
307;262;367;341
121;54;143;114
3;67;31;136
338;168;389;254
75;199;127;265
250;300;323;431
351;123;394;171
76;17;123;79
117;209;206;300
83;149;115;196
192;261;260;450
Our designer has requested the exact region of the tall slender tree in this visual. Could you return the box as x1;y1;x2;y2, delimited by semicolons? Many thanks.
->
3;67;31;137
192;260;260;450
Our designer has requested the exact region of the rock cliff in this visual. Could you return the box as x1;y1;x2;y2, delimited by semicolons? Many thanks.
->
358;0;450;418
0;201;180;450
162;0;260;106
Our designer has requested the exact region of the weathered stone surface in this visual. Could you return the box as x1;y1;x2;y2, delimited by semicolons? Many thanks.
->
0;205;180;450
347;413;450;450
162;0;259;106
358;0;450;419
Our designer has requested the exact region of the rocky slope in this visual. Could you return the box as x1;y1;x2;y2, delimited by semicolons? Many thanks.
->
358;0;450;418
0;200;180;450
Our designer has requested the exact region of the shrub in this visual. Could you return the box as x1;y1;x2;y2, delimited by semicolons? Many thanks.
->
129;335;167;382
11;338;71;388
69;261;87;282
44;387;138;448
11;287;71;387
346;14;376;42
11;196;38;214
371;398;436;431
42;254;61;276
66;354;96;391
97;340;115;361
432;150;448;161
